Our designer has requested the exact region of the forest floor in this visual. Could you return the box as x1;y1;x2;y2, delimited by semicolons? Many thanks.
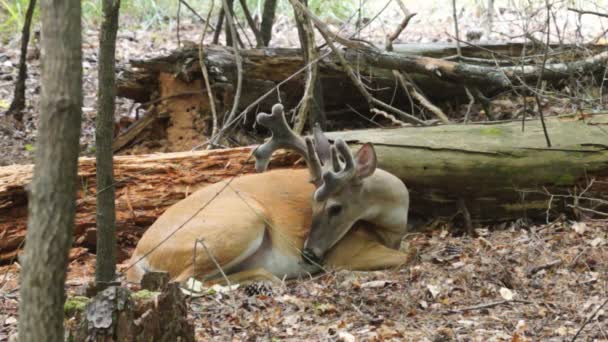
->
1;217;606;341
1;2;608;341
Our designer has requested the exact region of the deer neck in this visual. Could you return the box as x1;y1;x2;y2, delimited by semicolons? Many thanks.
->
360;169;409;248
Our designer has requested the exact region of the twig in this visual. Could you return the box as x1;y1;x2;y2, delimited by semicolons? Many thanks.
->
198;1;219;141
238;0;263;47
452;0;461;58
0;238;25;290
370;108;407;127
179;0;215;30
567;7;608;19
213;0;244;145
395;72;449;123
464;87;474;123
445;299;532;314
571;297;608;341
176;0;181;47
566;204;608;217
7;0;36;121
291;0;320;134
196;238;231;286
395;0;409;16
385;12;417;51
452;0;479;124
535;1;552;148
457;198;474;236
346;104;384;127
381;9;432;124
289;0;425;126
527;259;562;276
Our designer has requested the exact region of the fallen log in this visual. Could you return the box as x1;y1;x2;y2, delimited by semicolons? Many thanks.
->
0;148;300;264
1;113;607;263
113;44;608;153
117;43;608;112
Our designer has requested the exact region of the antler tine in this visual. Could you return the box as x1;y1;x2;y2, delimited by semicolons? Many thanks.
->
305;137;323;186
313;139;356;202
330;145;341;172
253;103;308;172
312;123;331;164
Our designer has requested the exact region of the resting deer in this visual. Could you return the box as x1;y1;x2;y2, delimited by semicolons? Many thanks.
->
126;103;412;284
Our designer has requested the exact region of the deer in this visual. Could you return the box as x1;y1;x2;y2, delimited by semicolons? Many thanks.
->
126;103;412;285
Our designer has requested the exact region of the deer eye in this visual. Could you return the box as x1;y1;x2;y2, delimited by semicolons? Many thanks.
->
328;204;342;217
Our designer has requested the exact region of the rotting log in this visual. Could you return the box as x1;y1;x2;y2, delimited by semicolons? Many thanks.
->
0;148;301;264
1;113;607;263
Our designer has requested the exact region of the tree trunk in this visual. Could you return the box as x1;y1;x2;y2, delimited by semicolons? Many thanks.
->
2;114;607;265
212;8;224;44
95;0;120;287
18;0;83;341
7;0;37;121
260;0;277;46
223;0;234;47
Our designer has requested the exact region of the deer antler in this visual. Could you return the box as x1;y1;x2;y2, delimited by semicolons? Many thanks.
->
254;103;308;172
254;103;324;185
313;139;357;202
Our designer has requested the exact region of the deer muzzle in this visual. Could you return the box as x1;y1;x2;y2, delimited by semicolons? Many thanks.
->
301;247;323;266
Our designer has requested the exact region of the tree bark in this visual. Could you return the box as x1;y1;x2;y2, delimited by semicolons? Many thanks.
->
224;0;234;47
260;0;278;46
7;0;37;121
212;8;224;44
18;0;83;341
95;0;120;286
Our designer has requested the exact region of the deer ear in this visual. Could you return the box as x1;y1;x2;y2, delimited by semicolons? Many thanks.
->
354;143;376;179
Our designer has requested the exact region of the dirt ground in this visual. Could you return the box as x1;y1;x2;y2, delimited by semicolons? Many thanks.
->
1;1;608;341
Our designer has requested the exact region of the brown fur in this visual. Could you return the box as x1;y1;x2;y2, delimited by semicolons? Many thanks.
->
126;168;412;283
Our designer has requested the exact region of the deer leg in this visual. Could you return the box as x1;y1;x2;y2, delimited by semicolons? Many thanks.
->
324;223;416;271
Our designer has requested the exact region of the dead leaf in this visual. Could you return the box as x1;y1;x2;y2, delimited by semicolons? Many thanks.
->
588;237;605;247
337;331;355;342
360;280;393;288
427;284;441;299
499;287;515;301
572;222;587;235
314;303;337;315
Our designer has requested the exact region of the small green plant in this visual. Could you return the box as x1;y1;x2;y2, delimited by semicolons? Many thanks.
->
64;296;89;318
0;0;38;37
132;289;159;300
24;143;34;152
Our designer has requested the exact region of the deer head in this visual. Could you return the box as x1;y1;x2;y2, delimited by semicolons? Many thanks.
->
254;104;402;266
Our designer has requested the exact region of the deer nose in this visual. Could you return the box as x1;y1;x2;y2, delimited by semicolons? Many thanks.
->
301;248;322;265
